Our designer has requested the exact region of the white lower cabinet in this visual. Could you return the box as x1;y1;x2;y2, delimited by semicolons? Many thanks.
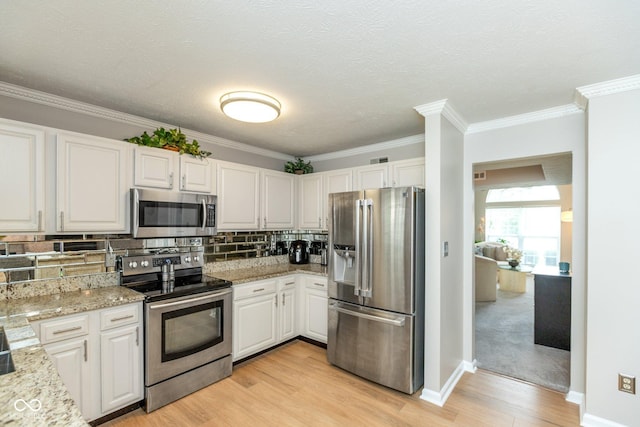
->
301;276;328;343
233;279;278;361
32;303;143;422
232;273;328;360
278;276;297;342
42;333;91;414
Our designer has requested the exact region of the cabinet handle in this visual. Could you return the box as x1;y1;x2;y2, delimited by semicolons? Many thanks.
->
83;339;87;362
275;295;278;307
60;211;64;232
282;293;285;306
110;314;134;322
136;326;139;347
169;172;174;189
313;282;325;288
182;175;186;190
53;326;82;335
252;288;265;293
37;210;42;231
318;217;321;228
264;217;267;228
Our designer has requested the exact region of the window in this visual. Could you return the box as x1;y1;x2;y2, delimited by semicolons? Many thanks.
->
485;186;561;268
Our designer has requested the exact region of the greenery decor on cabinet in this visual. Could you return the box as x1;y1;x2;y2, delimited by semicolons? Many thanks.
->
125;127;212;159
284;157;313;174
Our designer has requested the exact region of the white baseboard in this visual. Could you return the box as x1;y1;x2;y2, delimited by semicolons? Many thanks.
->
582;413;629;427
462;359;477;373
565;391;584;421
420;361;466;407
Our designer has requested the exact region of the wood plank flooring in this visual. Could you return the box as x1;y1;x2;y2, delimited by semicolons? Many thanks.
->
102;340;580;426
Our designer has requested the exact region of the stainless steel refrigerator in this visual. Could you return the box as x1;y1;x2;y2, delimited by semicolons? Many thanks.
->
327;186;425;394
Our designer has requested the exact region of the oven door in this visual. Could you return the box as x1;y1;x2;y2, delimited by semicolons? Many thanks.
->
145;288;232;386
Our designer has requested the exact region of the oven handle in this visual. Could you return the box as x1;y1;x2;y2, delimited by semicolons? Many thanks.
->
148;288;231;310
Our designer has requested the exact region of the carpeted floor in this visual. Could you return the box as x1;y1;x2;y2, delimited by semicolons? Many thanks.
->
475;277;570;392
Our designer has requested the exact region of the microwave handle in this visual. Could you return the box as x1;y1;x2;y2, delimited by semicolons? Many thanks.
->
201;199;207;230
132;189;140;237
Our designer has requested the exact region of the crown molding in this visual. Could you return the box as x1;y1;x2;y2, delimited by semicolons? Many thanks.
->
307;134;424;162
466;104;583;134
0;81;291;161
414;99;468;134
574;74;640;109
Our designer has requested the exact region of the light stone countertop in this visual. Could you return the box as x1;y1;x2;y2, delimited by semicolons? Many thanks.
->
0;286;144;426
0;261;327;425
209;262;327;284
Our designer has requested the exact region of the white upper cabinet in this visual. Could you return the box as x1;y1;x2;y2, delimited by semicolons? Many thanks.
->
134;146;214;194
391;158;424;187
262;169;295;230
354;164;389;190
298;173;323;230
180;156;214;193
133;146;176;189
216;161;260;230
56;132;131;233
0;121;45;233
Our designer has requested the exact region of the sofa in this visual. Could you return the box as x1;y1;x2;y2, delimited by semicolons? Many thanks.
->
474;241;508;302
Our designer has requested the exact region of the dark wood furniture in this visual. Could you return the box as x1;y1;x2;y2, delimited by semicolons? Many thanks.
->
533;268;571;351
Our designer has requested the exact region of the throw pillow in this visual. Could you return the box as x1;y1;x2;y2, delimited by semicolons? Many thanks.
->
482;246;496;259
495;246;508;261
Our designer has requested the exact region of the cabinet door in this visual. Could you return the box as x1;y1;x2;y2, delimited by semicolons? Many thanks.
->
180;156;213;193
44;337;91;417
0;121;45;232
354;164;388;190
322;169;352;229
134;147;176;189
56;133;130;233
298;173;323;230
217;161;260;230
100;324;143;414
262;170;295;229
303;277;328;343
391;158;424;187
233;292;278;360
278;277;297;342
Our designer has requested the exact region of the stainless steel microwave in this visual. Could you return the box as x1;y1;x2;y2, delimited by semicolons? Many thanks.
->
131;188;216;238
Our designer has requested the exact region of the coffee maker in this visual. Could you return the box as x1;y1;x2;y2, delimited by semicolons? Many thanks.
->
289;240;309;264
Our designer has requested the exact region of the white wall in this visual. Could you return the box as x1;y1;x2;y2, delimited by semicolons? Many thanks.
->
585;88;640;426
310;140;425;171
421;110;465;400
463;112;587;397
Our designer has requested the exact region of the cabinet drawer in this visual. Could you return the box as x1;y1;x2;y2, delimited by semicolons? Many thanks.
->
305;277;327;291
100;304;140;331
39;314;89;344
278;276;297;290
233;280;277;301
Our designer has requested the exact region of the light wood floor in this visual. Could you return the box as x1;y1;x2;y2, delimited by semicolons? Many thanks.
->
103;340;580;426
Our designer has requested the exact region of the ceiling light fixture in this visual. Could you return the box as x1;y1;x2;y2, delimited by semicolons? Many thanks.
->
220;91;281;123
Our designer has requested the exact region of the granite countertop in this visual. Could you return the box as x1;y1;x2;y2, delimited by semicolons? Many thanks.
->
0;286;144;426
210;263;328;284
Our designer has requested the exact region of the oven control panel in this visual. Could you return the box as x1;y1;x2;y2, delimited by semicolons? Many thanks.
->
120;250;204;276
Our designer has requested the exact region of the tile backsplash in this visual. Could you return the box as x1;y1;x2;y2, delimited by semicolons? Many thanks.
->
0;231;328;286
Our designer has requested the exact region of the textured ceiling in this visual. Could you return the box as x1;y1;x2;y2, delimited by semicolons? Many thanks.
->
1;1;639;157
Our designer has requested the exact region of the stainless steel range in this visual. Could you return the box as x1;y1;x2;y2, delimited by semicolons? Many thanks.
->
120;244;232;413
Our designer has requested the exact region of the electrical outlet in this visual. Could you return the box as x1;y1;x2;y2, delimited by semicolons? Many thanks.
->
618;374;636;394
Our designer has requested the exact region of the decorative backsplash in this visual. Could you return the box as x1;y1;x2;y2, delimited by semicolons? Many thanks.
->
0;231;328;285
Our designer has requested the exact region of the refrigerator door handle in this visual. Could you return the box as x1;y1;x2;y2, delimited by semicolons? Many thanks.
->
363;199;373;298
355;199;363;296
330;301;405;327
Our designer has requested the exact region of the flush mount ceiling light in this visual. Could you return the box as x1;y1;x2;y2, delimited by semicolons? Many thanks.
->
220;91;281;123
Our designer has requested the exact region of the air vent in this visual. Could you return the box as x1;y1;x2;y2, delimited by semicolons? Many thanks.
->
474;171;486;181
370;157;389;164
